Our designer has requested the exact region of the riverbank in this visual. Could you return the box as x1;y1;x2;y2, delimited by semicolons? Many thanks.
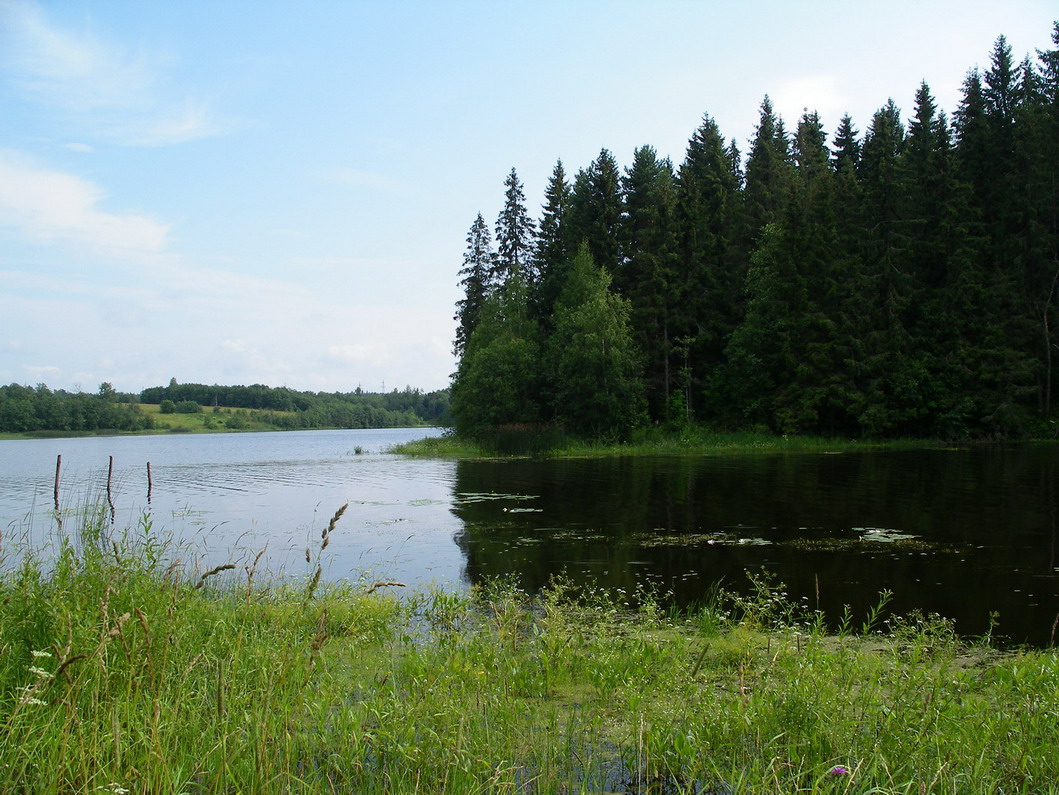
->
2;512;1056;794
391;427;952;458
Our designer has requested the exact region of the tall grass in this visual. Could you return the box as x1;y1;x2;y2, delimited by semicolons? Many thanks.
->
391;426;934;459
1;512;1057;793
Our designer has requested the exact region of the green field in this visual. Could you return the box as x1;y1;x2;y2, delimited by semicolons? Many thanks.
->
139;403;290;433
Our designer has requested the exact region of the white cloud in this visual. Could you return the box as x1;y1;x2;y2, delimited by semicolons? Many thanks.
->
0;150;169;253
0;0;229;146
772;75;848;126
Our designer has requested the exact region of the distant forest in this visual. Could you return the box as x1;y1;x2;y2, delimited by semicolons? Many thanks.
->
452;25;1059;440
0;381;449;434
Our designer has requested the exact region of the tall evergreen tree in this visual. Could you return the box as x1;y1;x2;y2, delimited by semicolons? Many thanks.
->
454;213;494;358
743;96;794;244
494;168;537;287
533;159;573;322
567;148;624;273
620;145;679;420
676;115;744;422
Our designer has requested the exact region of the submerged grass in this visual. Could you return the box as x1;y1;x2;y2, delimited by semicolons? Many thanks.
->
2;513;1058;793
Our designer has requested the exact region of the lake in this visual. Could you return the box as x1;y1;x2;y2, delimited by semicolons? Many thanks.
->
2;429;1057;646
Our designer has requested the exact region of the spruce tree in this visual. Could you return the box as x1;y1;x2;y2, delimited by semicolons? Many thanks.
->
675;115;744;422
533;159;572;322
494;168;537;288
454;213;495;358
567;148;624;273
743;96;794;244
620;145;679;420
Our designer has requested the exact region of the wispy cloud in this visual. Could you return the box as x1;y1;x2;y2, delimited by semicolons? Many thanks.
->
0;149;169;253
0;0;231;146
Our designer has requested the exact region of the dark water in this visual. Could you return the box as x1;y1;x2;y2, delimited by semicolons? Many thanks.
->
451;447;1059;646
2;432;1057;645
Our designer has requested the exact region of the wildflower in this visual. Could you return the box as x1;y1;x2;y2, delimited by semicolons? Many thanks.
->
30;650;52;658
28;666;53;679
828;765;850;776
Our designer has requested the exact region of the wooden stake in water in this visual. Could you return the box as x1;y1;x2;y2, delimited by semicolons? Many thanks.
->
107;455;115;522
53;454;61;512
147;461;153;504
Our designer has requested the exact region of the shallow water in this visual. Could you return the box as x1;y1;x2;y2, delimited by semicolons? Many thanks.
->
2;431;1057;645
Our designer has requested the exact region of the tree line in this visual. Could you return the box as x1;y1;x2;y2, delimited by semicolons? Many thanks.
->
452;26;1059;440
141;379;449;426
0;380;450;434
0;383;153;434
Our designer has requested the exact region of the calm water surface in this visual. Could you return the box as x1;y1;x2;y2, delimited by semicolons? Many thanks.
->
2;430;1057;645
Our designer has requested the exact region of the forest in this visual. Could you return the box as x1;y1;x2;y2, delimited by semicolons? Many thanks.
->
452;26;1059;441
0;381;449;434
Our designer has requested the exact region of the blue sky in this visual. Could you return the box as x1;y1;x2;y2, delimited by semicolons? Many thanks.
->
1;0;1056;395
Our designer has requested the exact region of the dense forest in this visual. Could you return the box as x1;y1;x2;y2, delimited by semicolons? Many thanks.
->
0;383;153;434
452;26;1059;441
0;380;449;434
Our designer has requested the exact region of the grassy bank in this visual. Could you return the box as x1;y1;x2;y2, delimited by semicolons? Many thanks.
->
392;427;938;459
139;403;290;433
2;511;1057;793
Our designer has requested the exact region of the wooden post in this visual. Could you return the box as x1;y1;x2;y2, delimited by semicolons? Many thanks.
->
107;455;115;521
147;461;153;504
53;454;61;512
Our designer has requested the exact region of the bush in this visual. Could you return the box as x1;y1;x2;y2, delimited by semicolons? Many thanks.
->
159;399;176;414
175;400;202;414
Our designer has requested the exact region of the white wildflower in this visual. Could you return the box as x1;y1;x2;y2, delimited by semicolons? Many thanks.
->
28;666;53;679
30;650;52;658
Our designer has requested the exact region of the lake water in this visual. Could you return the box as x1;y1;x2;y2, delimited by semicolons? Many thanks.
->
2;429;1057;646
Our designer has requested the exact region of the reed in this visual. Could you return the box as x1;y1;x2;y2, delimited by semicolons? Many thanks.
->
1;510;1057;793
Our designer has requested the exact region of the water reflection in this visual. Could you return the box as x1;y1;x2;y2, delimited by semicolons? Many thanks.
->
452;447;1059;646
3;431;1057;646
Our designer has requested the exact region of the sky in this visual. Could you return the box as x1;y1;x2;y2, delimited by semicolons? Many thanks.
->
1;1;1056;396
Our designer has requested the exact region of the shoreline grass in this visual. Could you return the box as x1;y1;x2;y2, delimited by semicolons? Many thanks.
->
390;427;970;459
2;511;1057;793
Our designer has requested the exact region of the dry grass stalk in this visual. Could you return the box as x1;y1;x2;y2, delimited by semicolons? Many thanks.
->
364;581;406;595
320;503;348;552
195;563;236;589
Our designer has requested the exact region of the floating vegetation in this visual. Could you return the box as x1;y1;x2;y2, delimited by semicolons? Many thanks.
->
854;526;921;543
634;531;773;548
454;492;540;505
632;526;949;554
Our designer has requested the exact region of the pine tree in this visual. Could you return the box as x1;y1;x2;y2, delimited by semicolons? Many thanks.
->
454;213;495;358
